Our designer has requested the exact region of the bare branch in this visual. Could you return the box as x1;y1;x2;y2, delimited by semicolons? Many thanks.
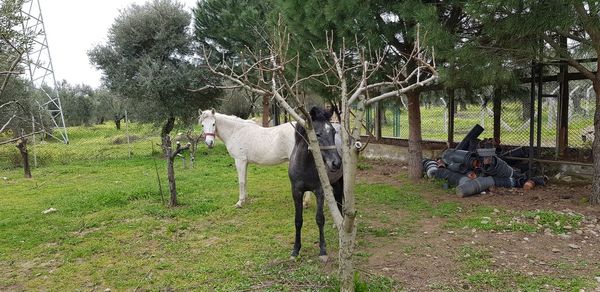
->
187;84;242;92
365;73;438;106
1;54;23;96
171;141;191;159
202;46;271;96
0;100;17;110
0;70;23;75
269;56;306;125
0;114;17;133
543;35;596;80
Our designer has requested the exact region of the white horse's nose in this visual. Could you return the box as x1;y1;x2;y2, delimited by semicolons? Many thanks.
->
206;139;214;148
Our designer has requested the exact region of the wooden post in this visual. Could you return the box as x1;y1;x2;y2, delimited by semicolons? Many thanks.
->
375;102;382;140
447;89;455;147
16;136;32;178
557;36;569;157
31;115;37;168
125;110;131;158
557;68;569;157
493;87;502;145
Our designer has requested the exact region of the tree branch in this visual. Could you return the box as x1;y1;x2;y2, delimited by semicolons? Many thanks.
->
170;141;191;159
0;114;17;133
543;35;596;80
187;84;242;92
365;73;438;106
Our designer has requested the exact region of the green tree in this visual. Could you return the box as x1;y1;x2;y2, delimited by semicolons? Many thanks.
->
57;81;95;126
93;88;128;129
194;0;275;125
465;1;600;204
0;0;27;134
89;0;220;206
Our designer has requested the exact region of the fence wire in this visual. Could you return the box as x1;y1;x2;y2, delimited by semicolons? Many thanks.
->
0;121;205;172
364;84;594;159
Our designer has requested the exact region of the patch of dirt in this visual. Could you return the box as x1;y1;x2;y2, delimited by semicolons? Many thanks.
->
355;159;600;291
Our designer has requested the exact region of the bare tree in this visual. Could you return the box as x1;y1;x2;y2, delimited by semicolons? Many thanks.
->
185;128;203;168
162;133;191;207
199;24;437;291
15;133;31;178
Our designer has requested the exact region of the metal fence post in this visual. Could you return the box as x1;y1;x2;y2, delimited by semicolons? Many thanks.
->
447;89;455;147
493;87;501;145
393;107;400;137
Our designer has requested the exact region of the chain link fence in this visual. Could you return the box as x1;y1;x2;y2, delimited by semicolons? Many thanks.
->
0;121;207;173
363;81;594;161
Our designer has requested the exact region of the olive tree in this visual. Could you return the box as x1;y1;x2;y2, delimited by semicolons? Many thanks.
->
89;0;220;206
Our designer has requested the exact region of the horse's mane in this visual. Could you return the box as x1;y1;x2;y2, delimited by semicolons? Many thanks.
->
215;112;259;125
295;107;332;143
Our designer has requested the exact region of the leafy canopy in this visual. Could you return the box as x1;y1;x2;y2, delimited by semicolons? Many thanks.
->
89;0;220;126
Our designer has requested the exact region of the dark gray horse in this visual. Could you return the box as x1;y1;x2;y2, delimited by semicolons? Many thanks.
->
289;107;344;261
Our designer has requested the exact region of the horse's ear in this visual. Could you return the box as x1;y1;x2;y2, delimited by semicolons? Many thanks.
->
309;106;319;121
198;108;203;115
211;108;215;115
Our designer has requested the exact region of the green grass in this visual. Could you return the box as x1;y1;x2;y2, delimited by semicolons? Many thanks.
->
1;123;597;290
1;124;405;290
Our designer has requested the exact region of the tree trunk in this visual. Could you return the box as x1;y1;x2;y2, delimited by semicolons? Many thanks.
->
161;116;177;207
591;81;600;205
572;92;583;114
16;137;32;178
165;134;178;207
338;226;357;291
459;98;467;111
262;94;270;127
115;118;121;130
339;110;360;292
407;90;423;181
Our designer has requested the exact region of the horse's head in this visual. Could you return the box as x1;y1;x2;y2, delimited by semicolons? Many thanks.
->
198;108;216;148
308;106;342;172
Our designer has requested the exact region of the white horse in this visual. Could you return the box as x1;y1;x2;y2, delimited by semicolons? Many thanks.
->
199;109;297;208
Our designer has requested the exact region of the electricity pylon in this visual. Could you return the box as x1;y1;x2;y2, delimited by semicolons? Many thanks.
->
20;0;68;143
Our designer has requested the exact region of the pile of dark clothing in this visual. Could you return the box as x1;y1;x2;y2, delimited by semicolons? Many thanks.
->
422;125;546;197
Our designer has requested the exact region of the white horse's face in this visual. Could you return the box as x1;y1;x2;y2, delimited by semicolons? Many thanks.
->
199;109;216;148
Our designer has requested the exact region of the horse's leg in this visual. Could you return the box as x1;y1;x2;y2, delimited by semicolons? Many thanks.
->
315;189;328;262
234;158;248;208
291;187;304;259
302;191;311;209
333;177;344;216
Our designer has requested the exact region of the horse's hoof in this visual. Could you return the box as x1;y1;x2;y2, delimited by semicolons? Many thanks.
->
290;255;299;261
235;201;243;208
319;255;328;263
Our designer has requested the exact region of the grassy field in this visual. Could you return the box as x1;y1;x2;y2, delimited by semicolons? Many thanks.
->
1;124;598;290
365;100;595;148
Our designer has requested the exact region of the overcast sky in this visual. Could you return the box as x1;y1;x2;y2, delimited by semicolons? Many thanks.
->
42;0;197;88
